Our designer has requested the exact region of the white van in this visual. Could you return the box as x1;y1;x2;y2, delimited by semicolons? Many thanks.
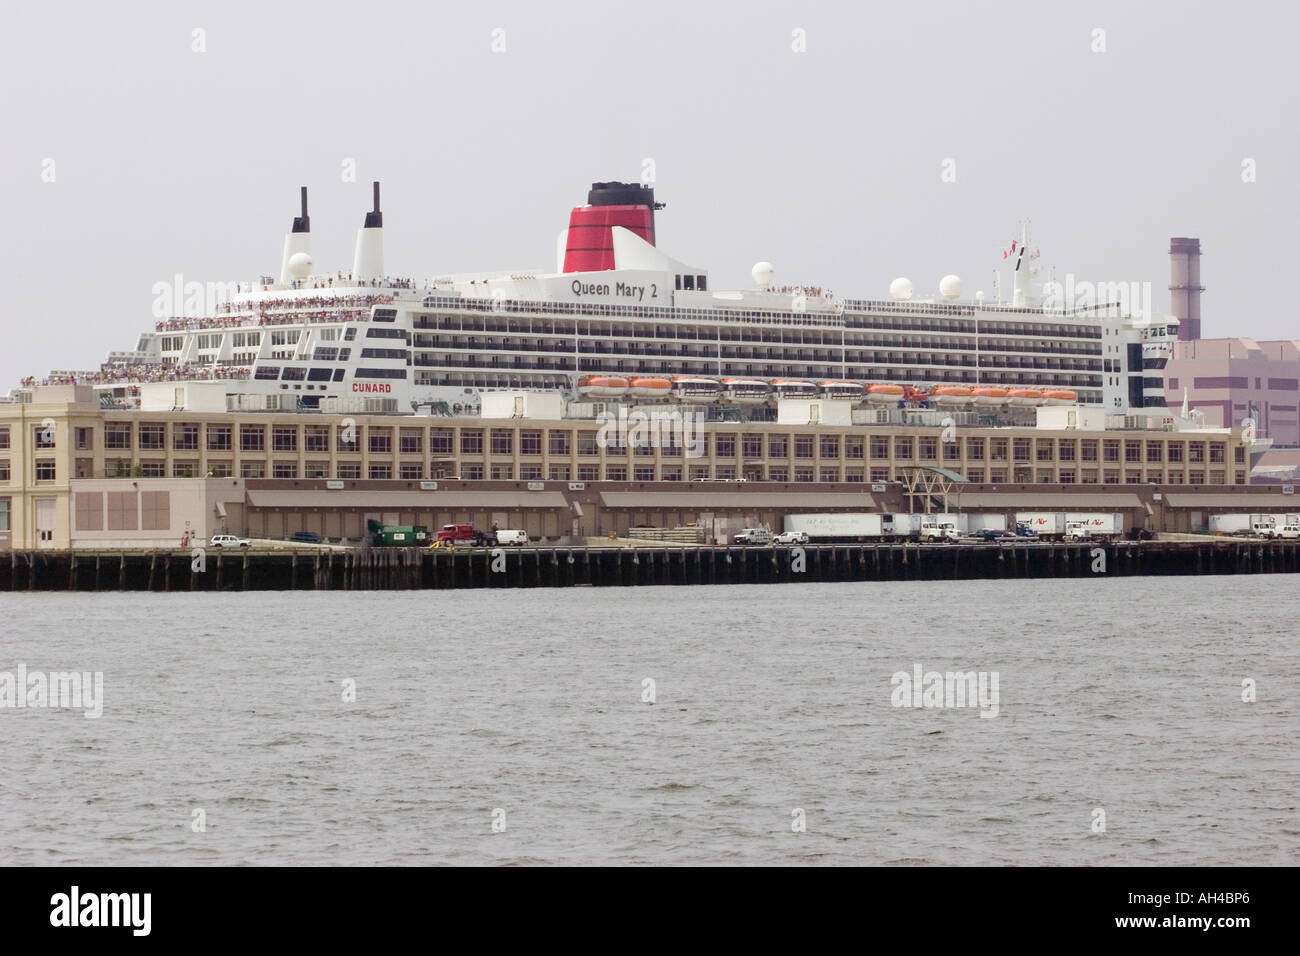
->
496;529;529;546
1272;524;1300;540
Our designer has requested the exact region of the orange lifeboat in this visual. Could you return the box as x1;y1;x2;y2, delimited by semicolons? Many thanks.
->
772;379;820;399
577;375;629;398
721;378;771;403
866;383;905;404
1006;388;1045;407
930;385;975;406
671;376;722;401
628;376;672;398
1042;388;1078;406
970;386;1009;406
818;380;866;400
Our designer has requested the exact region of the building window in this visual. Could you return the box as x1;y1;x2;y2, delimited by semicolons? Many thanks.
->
1035;439;1053;462
1146;441;1162;463
966;469;984;483
577;465;599;481
549;465;570;480
1209;443;1226;464
1188;443;1205;463
989;438;1008;461
661;466;682;481
305;463;328;478
870;467;888;482
515;464;540;480
1059;470;1075;484
76;427;93;450
715;465;736;479
1124;441;1141;463
965;438;984;460
845;436;864;459
0;461;9;482
820;467;840;482
207;461;232;477
396;430;421;455
634;465;656;481
105;422;132;450
337;464;361;479
895;437;913;460
337;426;359;453
141;461;165;477
769;467;789;482
369;464;393;479
1013;438;1031;462
368;428;392;454
460;430;484;455
273;462;298;479
174;424;199;450
34;425;56;449
768;434;789;458
491;464;514;479
240;426;265;452
604;465;627;480
430;428;453;456
919;436;937;461
845;468;864;482
1103;440;1121;462
743;434;763;458
139;424;165;450
794;467;814;482
520;431;542;456
689;465;711;480
1080;440;1098;462
240;461;266;478
1234;445;1245;464
268;426;295;452
548;431;570;456
871;435;890;459
716;433;737;457
0;427;8;449
490;430;513;455
399;463;424;480
35;459;56;481
306;426;329;452
794;435;814;458
943;441;960;461
819;435;839;458
577;432;599;456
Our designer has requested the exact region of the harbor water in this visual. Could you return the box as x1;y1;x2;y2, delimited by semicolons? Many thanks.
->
1;578;1296;865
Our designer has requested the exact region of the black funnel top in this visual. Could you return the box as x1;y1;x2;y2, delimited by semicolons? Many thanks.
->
291;186;310;233
588;181;665;210
363;181;383;228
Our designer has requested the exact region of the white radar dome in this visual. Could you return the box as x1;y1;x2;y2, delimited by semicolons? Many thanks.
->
287;251;313;279
889;277;913;301
752;261;774;289
939;274;963;300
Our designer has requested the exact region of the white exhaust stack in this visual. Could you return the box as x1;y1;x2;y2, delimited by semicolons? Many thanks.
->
279;186;312;284
352;181;385;281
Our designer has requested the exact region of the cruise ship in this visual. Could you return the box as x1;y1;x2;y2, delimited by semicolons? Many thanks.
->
17;180;1177;416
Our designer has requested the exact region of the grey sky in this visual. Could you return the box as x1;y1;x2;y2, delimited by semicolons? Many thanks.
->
2;0;1295;389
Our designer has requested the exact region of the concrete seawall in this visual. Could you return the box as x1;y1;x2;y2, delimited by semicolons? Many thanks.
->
6;540;1300;591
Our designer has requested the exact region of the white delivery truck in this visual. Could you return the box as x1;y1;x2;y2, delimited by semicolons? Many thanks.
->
920;514;967;542
1208;514;1252;535
1064;513;1125;542
784;513;885;540
886;513;923;540
966;513;1008;533
1016;512;1067;540
1249;514;1278;537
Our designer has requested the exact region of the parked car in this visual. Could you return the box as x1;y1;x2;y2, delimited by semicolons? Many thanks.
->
772;530;809;545
495;530;530;546
732;528;772;545
291;531;323;544
968;528;1006;541
210;534;251;549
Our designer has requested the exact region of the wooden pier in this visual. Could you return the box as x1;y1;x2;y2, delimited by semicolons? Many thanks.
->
5;539;1300;591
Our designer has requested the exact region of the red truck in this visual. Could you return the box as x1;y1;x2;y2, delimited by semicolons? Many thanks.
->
435;524;498;547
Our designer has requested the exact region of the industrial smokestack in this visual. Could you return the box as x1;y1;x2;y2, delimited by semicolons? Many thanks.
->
352;181;385;281
1169;237;1203;340
279;186;312;284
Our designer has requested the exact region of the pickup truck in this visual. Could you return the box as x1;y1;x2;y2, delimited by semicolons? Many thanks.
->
210;534;251;549
772;530;809;545
733;528;772;545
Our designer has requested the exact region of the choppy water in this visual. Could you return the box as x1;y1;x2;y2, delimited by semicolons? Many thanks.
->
1;578;1296;865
